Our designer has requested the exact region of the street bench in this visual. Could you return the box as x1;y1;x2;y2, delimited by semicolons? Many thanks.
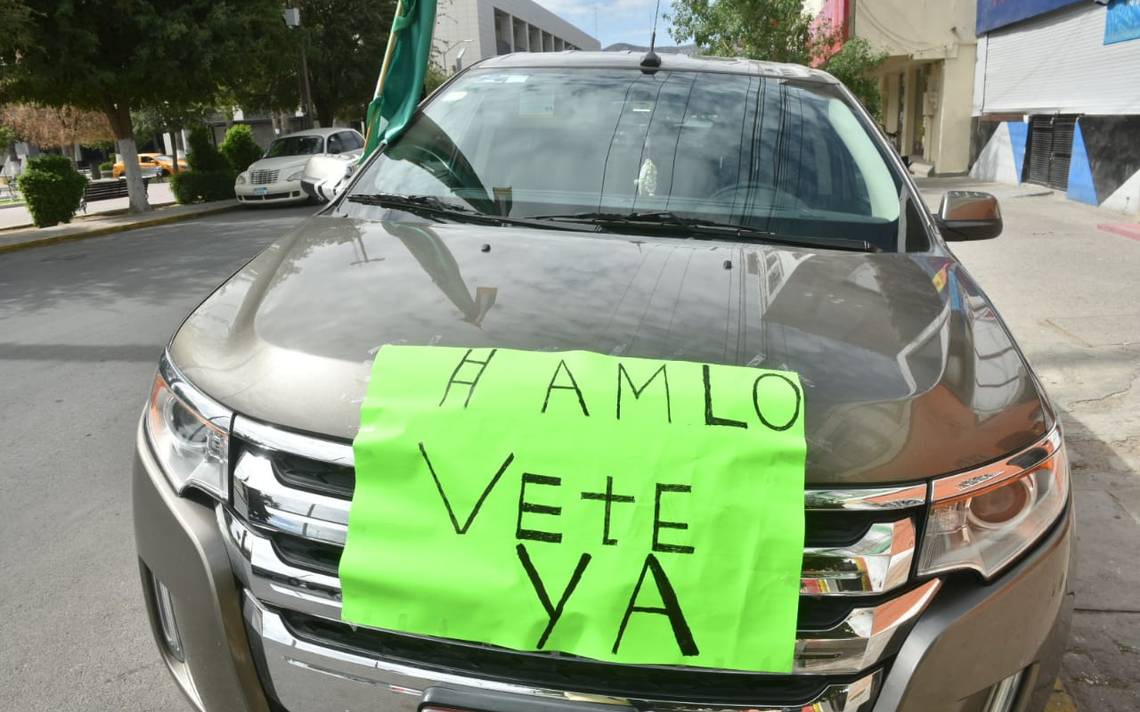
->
81;177;148;213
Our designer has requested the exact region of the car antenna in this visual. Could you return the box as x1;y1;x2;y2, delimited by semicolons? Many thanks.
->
641;0;662;70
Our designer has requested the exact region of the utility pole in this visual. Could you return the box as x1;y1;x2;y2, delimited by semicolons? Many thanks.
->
299;38;315;128
284;8;317;129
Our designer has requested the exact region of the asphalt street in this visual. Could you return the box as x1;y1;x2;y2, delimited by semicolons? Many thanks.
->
0;205;316;711
1;185;1138;711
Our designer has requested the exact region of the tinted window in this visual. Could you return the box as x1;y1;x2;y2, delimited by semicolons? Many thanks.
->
341;131;364;150
350;68;923;251
327;133;344;154
266;135;324;157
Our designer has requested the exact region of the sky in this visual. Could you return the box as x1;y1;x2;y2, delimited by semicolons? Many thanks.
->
534;0;678;49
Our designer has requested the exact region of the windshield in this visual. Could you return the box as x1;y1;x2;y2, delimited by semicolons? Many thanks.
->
346;67;927;252
266;135;324;158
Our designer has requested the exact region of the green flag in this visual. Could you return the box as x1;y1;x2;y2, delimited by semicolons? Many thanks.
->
361;0;438;160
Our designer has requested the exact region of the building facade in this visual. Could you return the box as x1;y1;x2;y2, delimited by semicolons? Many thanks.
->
969;0;1140;214
433;0;600;73
812;0;979;176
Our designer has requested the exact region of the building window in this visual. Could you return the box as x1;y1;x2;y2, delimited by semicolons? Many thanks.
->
494;9;512;55
513;17;529;51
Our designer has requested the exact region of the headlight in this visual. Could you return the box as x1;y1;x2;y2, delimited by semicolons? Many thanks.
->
286;170;303;181
236;173;247;185
145;353;231;500
918;428;1067;579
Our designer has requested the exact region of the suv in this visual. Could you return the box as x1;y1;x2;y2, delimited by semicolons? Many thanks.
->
133;53;1072;712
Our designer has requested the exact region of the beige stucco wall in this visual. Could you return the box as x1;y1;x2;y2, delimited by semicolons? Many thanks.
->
935;45;975;174
852;0;976;59
851;0;977;174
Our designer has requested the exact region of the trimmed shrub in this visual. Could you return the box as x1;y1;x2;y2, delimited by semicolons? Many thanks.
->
220;124;263;173
172;125;235;203
17;154;88;228
171;169;234;204
186;125;229;171
99;161;113;172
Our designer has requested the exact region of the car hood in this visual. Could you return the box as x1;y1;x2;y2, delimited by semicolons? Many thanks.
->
171;216;1051;485
246;155;314;173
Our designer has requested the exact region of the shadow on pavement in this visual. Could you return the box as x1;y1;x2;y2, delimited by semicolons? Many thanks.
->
1057;409;1140;711
0;342;161;362
0;207;315;314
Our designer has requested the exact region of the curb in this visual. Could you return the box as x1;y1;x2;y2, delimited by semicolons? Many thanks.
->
0;202;241;255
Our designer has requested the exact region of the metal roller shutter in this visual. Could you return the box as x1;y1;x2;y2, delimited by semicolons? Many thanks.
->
1027;115;1078;191
978;3;1140;116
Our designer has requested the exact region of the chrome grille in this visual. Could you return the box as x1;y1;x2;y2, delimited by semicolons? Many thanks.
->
225;415;938;709
249;168;279;185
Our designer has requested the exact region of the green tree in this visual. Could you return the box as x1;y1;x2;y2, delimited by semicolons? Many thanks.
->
0;0;31;57
669;0;887;121
219;124;264;173
668;0;822;65
225;22;302;115
0;1;285;213
823;38;887;120
298;0;398;127
134;101;212;175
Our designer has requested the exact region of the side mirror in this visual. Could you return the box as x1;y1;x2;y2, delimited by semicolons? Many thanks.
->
936;191;1002;241
301;154;357;203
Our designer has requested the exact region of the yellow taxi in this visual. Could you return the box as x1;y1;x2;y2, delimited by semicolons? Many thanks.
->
111;153;188;178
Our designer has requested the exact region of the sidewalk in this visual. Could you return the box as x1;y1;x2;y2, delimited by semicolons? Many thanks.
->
0;197;240;254
0;182;179;230
0;179;178;227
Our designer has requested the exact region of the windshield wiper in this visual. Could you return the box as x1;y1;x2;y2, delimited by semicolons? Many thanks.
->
531;211;881;253
346;193;583;232
346;193;474;221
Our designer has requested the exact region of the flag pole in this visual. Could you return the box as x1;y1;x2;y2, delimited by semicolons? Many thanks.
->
373;0;406;99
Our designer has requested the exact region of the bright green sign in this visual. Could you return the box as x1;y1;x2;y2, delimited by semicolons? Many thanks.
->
341;346;807;673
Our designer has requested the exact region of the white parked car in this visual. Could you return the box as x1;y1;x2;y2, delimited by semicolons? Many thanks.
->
235;127;365;205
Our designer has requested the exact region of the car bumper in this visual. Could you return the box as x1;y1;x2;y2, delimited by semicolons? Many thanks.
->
133;418;1074;712
235;181;308;204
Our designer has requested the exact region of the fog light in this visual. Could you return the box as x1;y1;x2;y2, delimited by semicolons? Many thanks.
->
984;670;1023;712
151;574;185;662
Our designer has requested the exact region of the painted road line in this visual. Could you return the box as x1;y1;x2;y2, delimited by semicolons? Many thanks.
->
1046;677;1078;712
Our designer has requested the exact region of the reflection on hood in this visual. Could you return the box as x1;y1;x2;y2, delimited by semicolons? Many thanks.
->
172;216;1050;484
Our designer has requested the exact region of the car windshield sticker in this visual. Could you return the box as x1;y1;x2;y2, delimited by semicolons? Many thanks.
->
340;346;807;673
